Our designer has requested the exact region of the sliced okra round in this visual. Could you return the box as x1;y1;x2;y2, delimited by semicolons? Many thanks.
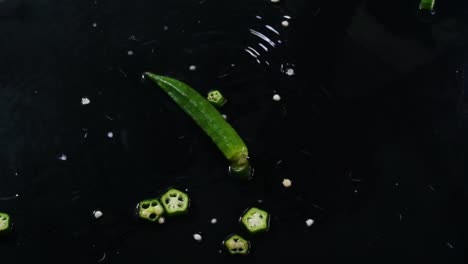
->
240;207;270;234
160;188;190;216
138;199;165;222
207;90;226;108
222;234;250;256
0;212;11;234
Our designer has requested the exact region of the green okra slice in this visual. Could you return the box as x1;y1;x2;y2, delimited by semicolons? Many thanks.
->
223;234;250;256
138;199;165;222
207;90;227;107
0;212;11;233
240;207;270;234
160;188;189;216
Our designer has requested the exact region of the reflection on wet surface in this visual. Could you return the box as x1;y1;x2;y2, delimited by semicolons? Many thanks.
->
0;0;466;262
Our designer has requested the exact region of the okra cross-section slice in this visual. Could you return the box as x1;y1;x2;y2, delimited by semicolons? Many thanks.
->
161;188;189;216
138;199;165;222
207;90;226;107
223;234;250;256
0;212;11;233
240;207;270;234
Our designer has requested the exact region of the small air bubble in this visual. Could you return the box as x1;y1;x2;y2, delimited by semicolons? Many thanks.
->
127;50;134;56
221;114;227;119
273;94;281;101
189;65;197;71
92;22;97;28
163;25;169;31
281;20;289;27
58;154;67;161
210;218;217;224
107;132;114;138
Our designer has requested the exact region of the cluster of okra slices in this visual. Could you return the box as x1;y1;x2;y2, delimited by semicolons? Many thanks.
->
137;187;190;224
222;207;271;256
136;187;270;256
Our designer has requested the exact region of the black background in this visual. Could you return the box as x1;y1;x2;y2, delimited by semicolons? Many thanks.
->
0;0;466;263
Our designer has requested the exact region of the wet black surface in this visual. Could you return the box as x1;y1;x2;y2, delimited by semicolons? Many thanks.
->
0;0;466;263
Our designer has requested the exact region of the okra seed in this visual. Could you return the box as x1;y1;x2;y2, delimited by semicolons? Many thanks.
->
93;210;103;219
81;97;91;105
193;233;202;242
158;217;165;224
272;94;281;101
282;178;292;188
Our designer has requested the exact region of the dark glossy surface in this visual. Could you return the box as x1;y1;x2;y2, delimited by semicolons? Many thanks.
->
0;0;466;262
